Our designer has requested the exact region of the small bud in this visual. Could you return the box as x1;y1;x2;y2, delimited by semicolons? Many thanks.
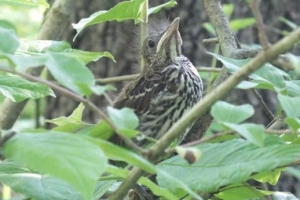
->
176;146;202;164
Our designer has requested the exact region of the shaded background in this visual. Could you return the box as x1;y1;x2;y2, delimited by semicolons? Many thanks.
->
43;0;300;196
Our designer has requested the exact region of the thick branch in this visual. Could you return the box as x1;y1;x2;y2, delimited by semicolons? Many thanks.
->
0;0;74;130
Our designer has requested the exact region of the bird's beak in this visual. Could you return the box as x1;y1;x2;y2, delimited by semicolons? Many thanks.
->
156;17;181;53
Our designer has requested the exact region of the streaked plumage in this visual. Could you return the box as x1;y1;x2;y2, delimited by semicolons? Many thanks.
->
113;18;203;145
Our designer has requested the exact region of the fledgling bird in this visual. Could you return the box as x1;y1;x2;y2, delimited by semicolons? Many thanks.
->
113;17;203;145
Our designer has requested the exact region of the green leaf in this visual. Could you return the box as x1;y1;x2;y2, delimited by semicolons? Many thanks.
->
251;168;283;185
286;53;300;74
19;40;71;53
279;17;298;30
230;18;256;31
210;53;288;92
89;120;114;140
72;0;145;40
211;101;254;124
90;84;116;96
8;54;48;72
0;26;20;54
202;22;216;35
106;166;181;200
222;4;234;18
0;0;49;8
45;52;95;96
61;49;116;63
0;160;82;200
215;184;272;200
278;94;300;118
0;75;55;102
284;117;300;132
157;136;300;193
157;169;203;200
107;106;139;138
148;0;177;15
46;103;89;132
223;123;265;146
285;80;300;97
3;132;108;200
86;137;155;174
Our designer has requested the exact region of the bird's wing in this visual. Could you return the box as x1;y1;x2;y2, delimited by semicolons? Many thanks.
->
113;70;166;115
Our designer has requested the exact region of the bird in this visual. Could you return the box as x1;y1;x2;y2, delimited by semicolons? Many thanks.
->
113;17;203;146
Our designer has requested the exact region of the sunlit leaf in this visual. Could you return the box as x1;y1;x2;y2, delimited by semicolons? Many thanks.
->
230;18;256;31
72;0;145;40
0;75;55;102
148;0;177;14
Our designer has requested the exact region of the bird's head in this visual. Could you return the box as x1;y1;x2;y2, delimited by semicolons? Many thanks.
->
142;17;183;66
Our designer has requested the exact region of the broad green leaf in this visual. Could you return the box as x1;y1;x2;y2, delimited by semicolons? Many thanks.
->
93;179;116;199
72;0;145;39
157;169;203;200
89;120;114;140
157;136;300;193
223;123;265;146
107;106;139;138
278;94;300;118
215;184;272;200
0;0;49;8
46;103;88;132
148;0;177;14
286;167;300;180
211;101;254;124
285;80;300;97
0;26;20;54
251;168;283;185
86;137;155;174
3;132;108;200
0;161;82;200
210;53;288;92
230;18;256;31
222;4;234;18
284;117;300;132
106;166;184;200
45;52;95;96
8;54;48;72
0;75;55;102
61;49;116;63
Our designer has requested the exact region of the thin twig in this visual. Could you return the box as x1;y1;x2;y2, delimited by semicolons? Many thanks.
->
96;67;221;84
249;0;270;49
0;66;146;155
252;89;276;120
202;38;219;44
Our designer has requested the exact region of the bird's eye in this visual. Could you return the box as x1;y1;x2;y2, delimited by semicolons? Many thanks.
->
148;39;156;48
